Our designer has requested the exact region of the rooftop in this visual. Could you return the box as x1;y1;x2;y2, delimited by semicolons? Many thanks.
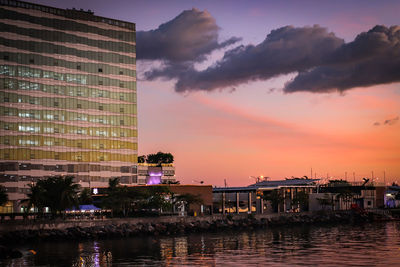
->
0;0;135;30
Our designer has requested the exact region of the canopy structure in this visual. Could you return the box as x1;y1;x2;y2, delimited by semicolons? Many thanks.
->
66;204;101;213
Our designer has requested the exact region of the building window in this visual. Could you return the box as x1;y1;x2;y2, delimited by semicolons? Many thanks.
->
120;108;124;113
119;95;124;101
4;153;10;159
99;156;104;161
99;144;104;149
120;120;124;125
54;154;60;160
30;153;35;159
29;59;34;64
98;81;103;85
76;65;81;70
53;61;58;66
77;142;82;148
119;71;123;75
4;55;9;60
77;103;82;109
98;106;103;111
54;101;59;107
4;97;9;102
54;115;59;121
54;128;59;133
98;68;103;72
120;132;125;137
4;139;9;145
119;83;124;88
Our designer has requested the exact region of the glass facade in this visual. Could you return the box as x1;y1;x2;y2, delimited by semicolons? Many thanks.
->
0;0;137;196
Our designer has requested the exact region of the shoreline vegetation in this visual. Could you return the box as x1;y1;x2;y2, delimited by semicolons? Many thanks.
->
0;209;397;259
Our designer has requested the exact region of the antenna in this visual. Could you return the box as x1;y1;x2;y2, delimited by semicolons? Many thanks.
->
224;179;227;187
311;167;313;180
353;172;355;183
384;170;386;185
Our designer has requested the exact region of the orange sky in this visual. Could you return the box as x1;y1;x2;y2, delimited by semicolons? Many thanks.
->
138;80;400;186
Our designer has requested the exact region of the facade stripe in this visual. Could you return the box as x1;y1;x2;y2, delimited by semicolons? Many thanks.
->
0;44;136;69
0;22;135;54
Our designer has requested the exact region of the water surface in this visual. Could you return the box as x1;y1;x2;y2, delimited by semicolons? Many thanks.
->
2;221;400;266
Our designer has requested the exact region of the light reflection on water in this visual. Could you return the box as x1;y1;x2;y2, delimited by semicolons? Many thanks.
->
2;221;400;266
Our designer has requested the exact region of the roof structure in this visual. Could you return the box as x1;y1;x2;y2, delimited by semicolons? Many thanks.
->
213;179;320;193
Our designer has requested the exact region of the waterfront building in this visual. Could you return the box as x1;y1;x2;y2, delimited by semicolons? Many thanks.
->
0;0;137;212
213;178;319;214
137;163;176;185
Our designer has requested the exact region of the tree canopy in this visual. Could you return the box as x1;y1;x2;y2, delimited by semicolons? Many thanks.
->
140;152;174;164
26;176;80;216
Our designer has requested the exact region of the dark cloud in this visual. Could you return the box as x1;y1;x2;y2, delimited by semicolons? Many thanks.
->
373;116;399;126
139;20;400;94
136;8;241;63
172;25;344;92
285;25;400;93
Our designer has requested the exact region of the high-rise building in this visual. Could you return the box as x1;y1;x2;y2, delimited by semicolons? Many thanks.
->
0;0;137;212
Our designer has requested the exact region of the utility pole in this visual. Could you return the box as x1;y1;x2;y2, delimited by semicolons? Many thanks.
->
345;172;347;181
311;167;313;179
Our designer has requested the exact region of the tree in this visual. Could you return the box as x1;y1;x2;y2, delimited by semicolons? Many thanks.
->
264;190;284;212
292;191;309;211
138;155;146;163
79;188;93;205
146;152;174;164
173;193;203;214
0;185;8;206
26;176;80;217
26;182;45;215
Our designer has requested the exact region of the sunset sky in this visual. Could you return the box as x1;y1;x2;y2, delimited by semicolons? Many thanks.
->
33;0;400;186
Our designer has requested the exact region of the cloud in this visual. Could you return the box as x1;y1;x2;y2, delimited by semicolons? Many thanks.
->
173;25;344;92
139;19;400;94
373;116;399;126
285;25;400;93
384;116;399;125
136;8;241;63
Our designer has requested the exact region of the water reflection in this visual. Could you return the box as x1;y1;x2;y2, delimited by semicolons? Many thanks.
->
2;222;400;266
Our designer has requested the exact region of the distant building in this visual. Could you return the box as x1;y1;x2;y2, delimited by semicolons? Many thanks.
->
0;0;137;213
137;163;176;185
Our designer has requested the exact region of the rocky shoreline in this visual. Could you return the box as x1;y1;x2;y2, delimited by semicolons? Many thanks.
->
0;210;393;259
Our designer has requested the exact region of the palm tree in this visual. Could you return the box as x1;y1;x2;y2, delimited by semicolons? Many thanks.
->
0;185;8;206
25;182;45;215
79;188;93;205
27;176;80;218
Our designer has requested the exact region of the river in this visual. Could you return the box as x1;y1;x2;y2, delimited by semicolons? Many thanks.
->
2;221;400;266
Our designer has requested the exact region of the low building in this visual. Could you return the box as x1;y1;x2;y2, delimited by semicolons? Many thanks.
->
213;178;320;214
137;163;176;185
309;184;378;211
